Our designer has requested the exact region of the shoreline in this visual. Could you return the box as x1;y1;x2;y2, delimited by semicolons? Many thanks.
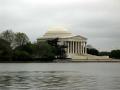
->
0;59;120;63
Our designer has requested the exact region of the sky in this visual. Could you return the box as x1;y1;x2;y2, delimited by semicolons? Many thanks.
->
0;0;120;51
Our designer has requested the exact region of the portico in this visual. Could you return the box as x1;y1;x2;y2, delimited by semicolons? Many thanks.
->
59;35;87;58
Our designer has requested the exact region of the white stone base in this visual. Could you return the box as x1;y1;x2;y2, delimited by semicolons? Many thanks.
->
67;54;111;61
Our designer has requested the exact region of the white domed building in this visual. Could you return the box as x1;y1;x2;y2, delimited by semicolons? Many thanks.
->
37;26;110;61
37;26;88;60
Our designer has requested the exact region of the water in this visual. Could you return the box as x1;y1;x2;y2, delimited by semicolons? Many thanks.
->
0;63;120;90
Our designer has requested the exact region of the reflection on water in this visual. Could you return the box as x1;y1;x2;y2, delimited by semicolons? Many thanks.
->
0;71;120;90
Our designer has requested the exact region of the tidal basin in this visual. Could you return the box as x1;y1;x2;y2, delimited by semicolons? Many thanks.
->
0;62;120;90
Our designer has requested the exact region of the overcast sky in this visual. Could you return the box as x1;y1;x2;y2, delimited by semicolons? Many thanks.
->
0;0;120;51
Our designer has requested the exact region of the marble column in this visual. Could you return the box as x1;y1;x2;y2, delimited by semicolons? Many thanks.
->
71;41;72;53
74;41;75;54
79;42;81;55
67;41;69;54
72;41;73;54
78;42;79;54
75;42;77;54
83;42;85;54
76;42;78;54
70;41;72;53
79;41;81;54
82;42;84;54
74;41;76;54
64;41;66;53
70;41;71;53
73;41;74;54
69;41;71;53
83;41;85;54
85;42;87;54
80;41;82;54
84;42;86;54
75;41;77;54
77;42;79;54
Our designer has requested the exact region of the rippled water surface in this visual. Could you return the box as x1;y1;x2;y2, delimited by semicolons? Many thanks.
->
0;63;120;90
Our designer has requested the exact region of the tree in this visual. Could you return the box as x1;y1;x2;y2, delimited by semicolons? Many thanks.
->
35;41;55;61
14;32;29;47
87;48;99;56
13;42;35;61
0;38;12;60
47;38;67;59
87;44;93;49
110;50;120;59
99;52;110;56
57;45;67;59
0;30;15;47
14;43;35;55
47;38;58;47
13;50;30;60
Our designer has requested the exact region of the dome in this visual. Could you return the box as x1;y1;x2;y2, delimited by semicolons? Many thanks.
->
43;26;73;38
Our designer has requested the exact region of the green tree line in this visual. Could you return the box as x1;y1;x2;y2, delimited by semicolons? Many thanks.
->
87;48;120;59
0;30;120;62
0;30;67;62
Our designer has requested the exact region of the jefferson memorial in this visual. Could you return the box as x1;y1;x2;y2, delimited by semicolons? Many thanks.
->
37;26;109;60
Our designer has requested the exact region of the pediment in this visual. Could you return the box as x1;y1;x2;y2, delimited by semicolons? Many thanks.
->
69;35;87;40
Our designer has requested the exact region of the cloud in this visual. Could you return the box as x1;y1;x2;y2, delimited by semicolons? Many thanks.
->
0;0;120;51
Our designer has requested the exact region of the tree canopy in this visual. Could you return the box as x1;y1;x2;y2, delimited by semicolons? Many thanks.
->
87;48;99;56
35;42;55;59
110;50;120;59
14;32;29;47
47;38;67;59
0;30;15;47
0;38;12;60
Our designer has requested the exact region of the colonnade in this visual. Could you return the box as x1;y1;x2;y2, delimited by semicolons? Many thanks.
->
64;41;87;55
